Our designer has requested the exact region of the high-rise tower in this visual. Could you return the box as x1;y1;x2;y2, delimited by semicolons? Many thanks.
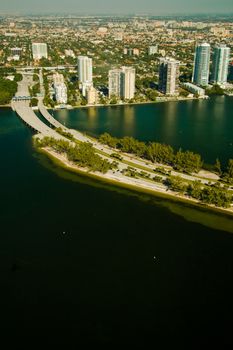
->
192;43;210;86
108;69;122;98
77;56;93;84
32;43;48;60
121;66;136;100
108;67;135;100
159;57;180;95
211;44;230;84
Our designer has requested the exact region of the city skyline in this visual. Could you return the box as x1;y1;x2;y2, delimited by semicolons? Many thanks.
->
0;0;233;15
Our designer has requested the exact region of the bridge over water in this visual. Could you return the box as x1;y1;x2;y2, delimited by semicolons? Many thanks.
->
13;75;66;140
38;98;89;143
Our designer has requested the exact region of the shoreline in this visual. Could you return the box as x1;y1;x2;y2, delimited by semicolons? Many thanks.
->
48;97;206;111
0;104;11;108
2;94;230;111
39;145;233;218
50;96;200;110
43;94;232;111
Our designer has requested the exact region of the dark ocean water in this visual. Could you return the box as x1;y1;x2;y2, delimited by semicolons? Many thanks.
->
0;104;232;346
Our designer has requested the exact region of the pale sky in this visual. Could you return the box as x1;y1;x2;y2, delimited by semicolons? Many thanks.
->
0;0;232;15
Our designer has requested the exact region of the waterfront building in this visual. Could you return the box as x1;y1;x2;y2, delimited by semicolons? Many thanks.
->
108;67;135;100
159;57;180;95
229;61;233;81
211;44;230;85
121;66;136;100
148;45;158;55
182;82;205;97
108;69;122;98
192;43;210;86
87;86;99;105
53;73;67;104
32;43;48;60
77;56;93;96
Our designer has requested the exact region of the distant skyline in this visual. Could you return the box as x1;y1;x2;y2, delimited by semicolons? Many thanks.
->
0;0;233;15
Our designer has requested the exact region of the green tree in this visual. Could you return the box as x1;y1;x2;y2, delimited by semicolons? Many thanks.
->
99;133;118;148
174;149;202;173
165;176;188;193
30;98;38;107
14;73;23;82
224;159;233;184
214;158;222;175
187;181;202;200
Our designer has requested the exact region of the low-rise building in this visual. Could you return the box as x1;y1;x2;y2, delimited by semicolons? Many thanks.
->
148;45;158;55
182;82;205;96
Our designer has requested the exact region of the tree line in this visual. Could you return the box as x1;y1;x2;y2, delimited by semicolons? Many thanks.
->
0;77;18;104
99;133;233;183
99;133;202;174
165;177;232;208
35;137;114;174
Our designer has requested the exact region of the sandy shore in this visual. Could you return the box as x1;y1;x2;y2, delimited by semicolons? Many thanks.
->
0;104;11;108
40;146;233;217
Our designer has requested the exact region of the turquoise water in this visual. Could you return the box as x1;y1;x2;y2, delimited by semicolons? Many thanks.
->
0;105;233;346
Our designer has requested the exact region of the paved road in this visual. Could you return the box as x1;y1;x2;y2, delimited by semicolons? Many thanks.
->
38;98;90;143
13;75;67;140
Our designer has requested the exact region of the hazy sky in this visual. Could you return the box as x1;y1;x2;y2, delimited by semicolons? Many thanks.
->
0;0;232;15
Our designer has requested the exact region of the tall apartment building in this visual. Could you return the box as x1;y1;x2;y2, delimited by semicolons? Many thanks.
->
77;56;93;96
229;61;233;81
159;57;180;95
121;66;136;100
192;43;210;86
32;43;48;60
53;73;67;104
77;56;93;84
211;44;230;85
108;67;135;100
108;69;122;98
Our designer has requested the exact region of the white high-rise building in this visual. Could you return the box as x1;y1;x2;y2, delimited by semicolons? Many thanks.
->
77;56;93;84
159;57;180;95
121;66;136;100
32;43;48;60
53;73;67;104
211;44;230;85
108;69;122;98
108;67;136;100
192;43;210;86
78;56;93;96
